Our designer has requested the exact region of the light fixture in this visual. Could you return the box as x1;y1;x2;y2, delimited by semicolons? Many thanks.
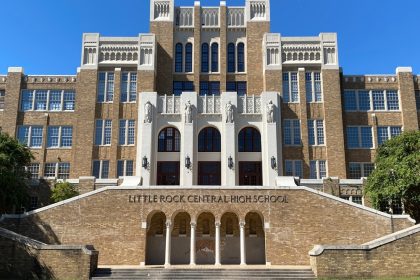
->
142;156;148;169
271;156;277;170
228;156;234;169
185;156;191;169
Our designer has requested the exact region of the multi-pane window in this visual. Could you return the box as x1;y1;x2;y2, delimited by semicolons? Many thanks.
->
283;120;301;146
117;160;134;177
119;120;135;146
343;90;399;111
346;126;373;149
308;120;325;145
95;120;112;146
283;72;299;103
44;162;70;179
198;127;221;152
92;160;110;179
226;82;247;96
200;82;220;96
238;127;261;152
377;126;402;145
98;72;114;102
21;90;75;112
305;72;322;102
349;162;375;179
158;127;181;152
121;72;137;102
185;43;193;73
415;90;420;111
211;43;219;72
47;126;72;148
175;43;183;73
27;163;40;179
237;43;245;72
227;43;236;73
0;90;4;110
310;160;327;179
173;81;194;96
352;196;363;205
17;126;43;148
285;160;303;178
201;43;209;73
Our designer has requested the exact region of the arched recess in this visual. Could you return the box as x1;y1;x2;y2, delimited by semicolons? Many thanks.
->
245;212;266;264
220;212;240;264
196;212;216;264
238;127;262;186
171;212;191;265
145;211;167;265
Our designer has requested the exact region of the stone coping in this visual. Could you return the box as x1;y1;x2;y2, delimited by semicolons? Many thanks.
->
0;227;96;255
0;185;415;224
309;223;420;256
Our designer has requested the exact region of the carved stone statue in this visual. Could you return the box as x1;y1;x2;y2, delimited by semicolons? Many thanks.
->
144;101;153;123
185;100;193;124
267;100;275;123
226;101;234;123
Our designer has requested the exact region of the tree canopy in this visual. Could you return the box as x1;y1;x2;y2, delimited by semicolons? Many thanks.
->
365;130;420;223
0;132;34;213
51;182;79;203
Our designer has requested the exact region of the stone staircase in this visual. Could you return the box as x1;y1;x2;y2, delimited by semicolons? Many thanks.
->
91;267;316;279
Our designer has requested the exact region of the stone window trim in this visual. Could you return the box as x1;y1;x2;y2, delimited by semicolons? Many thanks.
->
20;89;75;112
47;126;73;149
346;126;374;149
343;89;401;112
305;71;323;103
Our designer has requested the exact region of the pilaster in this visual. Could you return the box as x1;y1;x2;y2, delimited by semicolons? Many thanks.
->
221;92;238;186
396;67;418;131
3;67;24;137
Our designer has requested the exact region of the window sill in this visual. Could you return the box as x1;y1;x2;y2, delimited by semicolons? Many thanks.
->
119;145;136;147
46;147;72;150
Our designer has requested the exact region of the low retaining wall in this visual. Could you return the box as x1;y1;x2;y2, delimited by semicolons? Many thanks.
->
0;227;98;280
309;224;420;278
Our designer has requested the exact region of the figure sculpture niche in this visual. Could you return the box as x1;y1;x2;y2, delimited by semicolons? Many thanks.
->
144;101;153;123
266;100;275;123
226;101;234;123
185;100;193;124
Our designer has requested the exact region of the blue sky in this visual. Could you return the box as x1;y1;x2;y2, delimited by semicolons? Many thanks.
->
0;0;419;75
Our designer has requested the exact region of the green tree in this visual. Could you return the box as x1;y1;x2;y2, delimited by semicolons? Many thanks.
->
0;132;34;214
51;182;79;203
365;131;420;223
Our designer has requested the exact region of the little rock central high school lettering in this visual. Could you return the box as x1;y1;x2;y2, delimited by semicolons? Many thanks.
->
128;194;289;204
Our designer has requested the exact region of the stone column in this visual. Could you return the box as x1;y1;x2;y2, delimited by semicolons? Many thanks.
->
190;222;196;266
215;222;221;266
164;220;172;268
239;221;246;265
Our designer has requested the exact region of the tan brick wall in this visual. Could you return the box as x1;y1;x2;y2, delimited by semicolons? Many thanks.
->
1;188;414;266
398;72;419;131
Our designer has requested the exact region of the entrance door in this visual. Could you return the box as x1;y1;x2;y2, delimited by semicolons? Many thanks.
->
198;162;221;186
239;162;262;186
157;162;180;185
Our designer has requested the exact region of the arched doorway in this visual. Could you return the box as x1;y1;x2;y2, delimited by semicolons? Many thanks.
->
220;212;240;264
145;211;166;265
171;212;191;264
245;212;266;264
196;212;215;264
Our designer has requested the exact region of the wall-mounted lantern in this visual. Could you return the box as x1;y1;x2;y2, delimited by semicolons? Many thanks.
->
185;156;191;169
271;156;277;170
142;156;148;169
228;156;234;169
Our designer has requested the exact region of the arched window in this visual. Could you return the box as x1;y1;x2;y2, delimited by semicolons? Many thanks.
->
185;43;193;72
227;43;236;73
238;127;261;152
237;43;245;72
158;127;181;152
201;43;209;73
211;43;219;72
198;127;221;152
175;43;183;73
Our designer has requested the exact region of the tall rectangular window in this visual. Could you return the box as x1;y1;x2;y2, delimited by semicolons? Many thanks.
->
17;126;43;148
121;72;137;102
349;162;375;179
310;160;327;179
0;90;4;110
358;90;371;111
21;90;34;111
27;163;40;179
386;91;399;110
200;82;220;96
117;160;134;177
284;119;301;146
34;90;48;111
49;91;62;111
47;127;60;147
95;120;112;146
415;90;420;111
63;91;76;111
308;120;325;145
306;72;322;102
119;120;135;145
372;90;385;110
346;126;373;149
377;126;402;145
282;72;299;103
343;90;357;111
285;160;303;177
61;127;73;147
98;72;114;102
92;160;109;179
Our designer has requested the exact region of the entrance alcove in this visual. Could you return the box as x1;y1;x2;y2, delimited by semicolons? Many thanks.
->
245;212;266;264
196;212;215;264
171;212;191;264
220;212;240;264
145;211;166;265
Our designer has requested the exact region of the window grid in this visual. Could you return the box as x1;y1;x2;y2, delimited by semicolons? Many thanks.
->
349;162;375;179
305;72;322;102
285;160;303;178
310;160;327;179
95;120;112;146
201;43;209;73
117;160;134;177
0;90;4;110
43;162;70;179
226;82;247;96
282;72;299;103
237;43;245;72
18;126;43;148
21;90;76;112
27;163;40;179
211;43;219;72
121;72;137;102
377;126;402;145
185;43;193;73
346;126;373;149
119;120;135;146
284;119;301;146
308;120;325;146
227;43;236;73
98;72;114;102
343;90;400;112
175;43;183;72
49;91;62;111
47;126;72;148
173;81;194;96
93;160;110;179
200;82;220;96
